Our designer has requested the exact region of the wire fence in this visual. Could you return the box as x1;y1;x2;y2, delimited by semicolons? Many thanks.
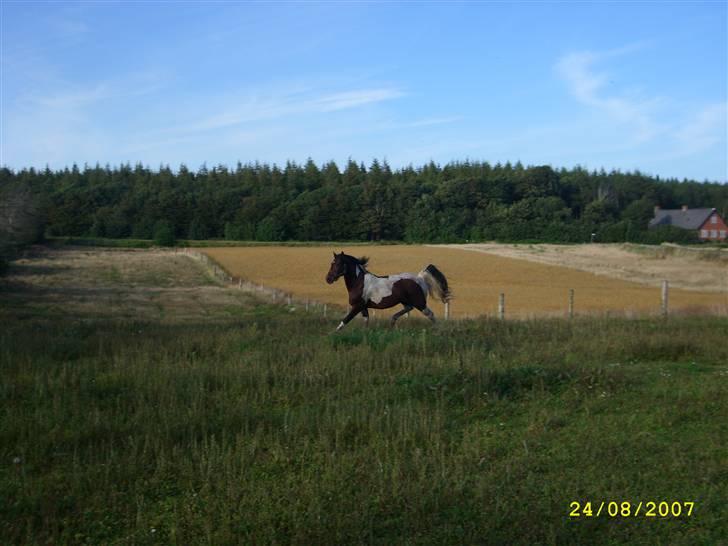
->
179;248;679;320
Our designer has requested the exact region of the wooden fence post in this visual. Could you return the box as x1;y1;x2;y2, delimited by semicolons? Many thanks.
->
498;293;505;320
568;288;574;319
661;280;669;318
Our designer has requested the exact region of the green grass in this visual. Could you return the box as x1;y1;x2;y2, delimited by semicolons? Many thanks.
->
47;237;156;248
1;310;727;545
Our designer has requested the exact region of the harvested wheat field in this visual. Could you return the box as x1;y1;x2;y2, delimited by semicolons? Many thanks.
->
203;245;727;319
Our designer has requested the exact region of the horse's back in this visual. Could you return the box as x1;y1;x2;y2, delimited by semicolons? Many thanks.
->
363;272;427;310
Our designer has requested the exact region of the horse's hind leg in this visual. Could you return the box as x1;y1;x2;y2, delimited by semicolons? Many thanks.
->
361;307;369;327
390;305;413;327
420;307;436;323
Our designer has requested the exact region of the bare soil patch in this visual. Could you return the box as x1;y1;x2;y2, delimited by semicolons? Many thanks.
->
0;246;255;322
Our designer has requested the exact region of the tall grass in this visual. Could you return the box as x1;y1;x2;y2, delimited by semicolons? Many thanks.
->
2;310;727;545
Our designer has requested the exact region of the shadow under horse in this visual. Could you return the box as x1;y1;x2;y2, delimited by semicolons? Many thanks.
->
325;252;451;331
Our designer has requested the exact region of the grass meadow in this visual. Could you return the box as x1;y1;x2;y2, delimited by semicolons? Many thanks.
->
1;248;727;545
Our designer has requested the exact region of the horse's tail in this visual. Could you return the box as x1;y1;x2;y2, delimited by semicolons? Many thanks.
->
419;264;452;304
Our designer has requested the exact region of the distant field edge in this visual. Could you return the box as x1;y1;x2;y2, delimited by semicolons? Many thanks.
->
44;236;728;252
45;236;408;248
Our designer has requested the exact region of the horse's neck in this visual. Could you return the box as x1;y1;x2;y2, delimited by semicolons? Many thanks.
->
344;264;365;293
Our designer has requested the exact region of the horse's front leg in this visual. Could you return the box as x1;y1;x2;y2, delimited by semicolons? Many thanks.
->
361;307;369;327
336;304;365;332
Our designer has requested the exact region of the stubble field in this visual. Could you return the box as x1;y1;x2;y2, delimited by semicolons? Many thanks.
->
203;244;726;319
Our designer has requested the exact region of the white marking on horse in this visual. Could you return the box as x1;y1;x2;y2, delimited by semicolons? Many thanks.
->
363;273;427;304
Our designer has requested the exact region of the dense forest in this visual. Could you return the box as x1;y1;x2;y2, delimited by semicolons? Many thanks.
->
1;160;727;246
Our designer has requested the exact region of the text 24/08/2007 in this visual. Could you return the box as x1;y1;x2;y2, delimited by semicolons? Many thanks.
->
569;501;694;518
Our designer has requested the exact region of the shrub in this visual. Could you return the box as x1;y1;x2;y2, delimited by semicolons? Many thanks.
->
641;225;700;245
153;220;176;247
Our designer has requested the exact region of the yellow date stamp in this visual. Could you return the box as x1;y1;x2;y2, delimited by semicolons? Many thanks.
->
569;501;695;518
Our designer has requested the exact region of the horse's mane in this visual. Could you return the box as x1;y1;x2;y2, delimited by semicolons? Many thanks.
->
340;253;372;273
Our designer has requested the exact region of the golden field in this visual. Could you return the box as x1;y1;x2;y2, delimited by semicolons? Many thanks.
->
203;245;727;319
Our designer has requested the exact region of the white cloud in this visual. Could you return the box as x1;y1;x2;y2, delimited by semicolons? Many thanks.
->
406;116;462;128
674;102;727;155
2;71;168;168
314;88;405;112
555;48;664;143
555;47;727;169
180;86;405;134
33;84;112;108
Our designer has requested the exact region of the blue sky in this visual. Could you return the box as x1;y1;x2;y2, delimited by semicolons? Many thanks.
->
1;1;726;181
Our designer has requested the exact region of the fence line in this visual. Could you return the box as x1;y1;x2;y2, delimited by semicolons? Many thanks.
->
489;287;680;321
568;288;574;319
177;249;683;321
179;248;339;316
178;248;461;321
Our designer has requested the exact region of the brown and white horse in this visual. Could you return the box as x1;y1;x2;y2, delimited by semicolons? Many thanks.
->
325;252;451;331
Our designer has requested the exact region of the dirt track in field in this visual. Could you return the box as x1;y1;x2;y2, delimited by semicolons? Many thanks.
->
204;245;727;319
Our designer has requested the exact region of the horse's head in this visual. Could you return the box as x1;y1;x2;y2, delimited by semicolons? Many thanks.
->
326;252;347;284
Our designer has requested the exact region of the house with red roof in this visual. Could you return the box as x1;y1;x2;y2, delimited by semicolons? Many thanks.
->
649;206;727;241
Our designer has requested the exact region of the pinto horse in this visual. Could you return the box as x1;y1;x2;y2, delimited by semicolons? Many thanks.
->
325;252;451;331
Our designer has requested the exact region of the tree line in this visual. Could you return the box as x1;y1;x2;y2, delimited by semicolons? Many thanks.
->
1;159;727;248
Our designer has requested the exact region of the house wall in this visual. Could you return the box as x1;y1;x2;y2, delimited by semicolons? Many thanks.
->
698;212;728;241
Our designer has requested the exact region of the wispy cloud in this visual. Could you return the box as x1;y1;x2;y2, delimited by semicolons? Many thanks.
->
314;88;405;111
674;102;727;155
3;71;169;167
17;69;168;110
177;86;405;134
555;46;726;165
555;47;664;143
405;116;462;128
32;84;112;108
